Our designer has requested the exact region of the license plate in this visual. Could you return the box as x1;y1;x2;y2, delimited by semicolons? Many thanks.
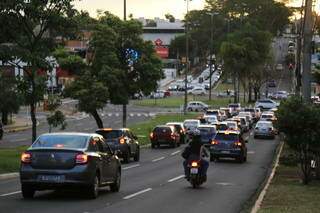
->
190;168;198;174
221;151;230;154
38;175;65;183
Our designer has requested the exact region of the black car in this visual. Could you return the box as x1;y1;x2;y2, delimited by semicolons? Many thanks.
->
96;128;140;163
209;131;247;163
20;133;121;199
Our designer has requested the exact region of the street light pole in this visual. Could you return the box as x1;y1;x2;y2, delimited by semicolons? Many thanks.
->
124;0;126;21
183;0;191;115
208;13;215;101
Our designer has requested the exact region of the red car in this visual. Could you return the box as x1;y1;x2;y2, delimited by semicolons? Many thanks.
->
150;125;180;148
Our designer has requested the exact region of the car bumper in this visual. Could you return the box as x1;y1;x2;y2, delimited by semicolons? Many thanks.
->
206;145;243;157
254;131;275;138
151;139;176;145
20;164;95;189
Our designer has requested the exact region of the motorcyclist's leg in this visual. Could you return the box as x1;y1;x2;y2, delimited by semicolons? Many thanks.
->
200;160;209;176
183;160;189;178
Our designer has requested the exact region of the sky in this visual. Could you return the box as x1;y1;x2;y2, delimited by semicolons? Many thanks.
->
73;0;319;19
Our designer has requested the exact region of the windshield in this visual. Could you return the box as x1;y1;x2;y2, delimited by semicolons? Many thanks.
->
256;122;272;128
199;128;215;135
96;130;122;139
32;135;89;149
184;121;198;127
261;114;273;119
215;133;238;141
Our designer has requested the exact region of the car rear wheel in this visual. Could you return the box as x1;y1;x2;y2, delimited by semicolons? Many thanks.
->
88;175;99;199
21;184;35;199
110;170;121;192
133;147;140;161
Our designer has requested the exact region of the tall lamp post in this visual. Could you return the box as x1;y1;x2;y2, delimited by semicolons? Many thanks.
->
183;0;191;115
207;12;219;101
124;0;126;20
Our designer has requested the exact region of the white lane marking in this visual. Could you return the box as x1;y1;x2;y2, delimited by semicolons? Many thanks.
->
144;113;149;117
248;151;255;154
84;128;91;131
123;188;152;200
15;138;27;142
115;113;119;117
130;113;134;117
108;113;112;117
137;113;141;117
168;175;185;183
216;182;233;186
0;191;21;197
122;164;140;170
152;157;165;162
171;150;181;156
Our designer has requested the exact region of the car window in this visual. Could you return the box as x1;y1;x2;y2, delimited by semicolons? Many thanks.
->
32;135;89;149
88;138;99;152
215;133;239;141
154;127;171;133
96;130;123;139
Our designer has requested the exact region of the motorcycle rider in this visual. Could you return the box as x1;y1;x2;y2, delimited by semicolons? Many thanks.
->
182;129;210;180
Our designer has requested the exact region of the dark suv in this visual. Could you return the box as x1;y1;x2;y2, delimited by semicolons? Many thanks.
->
150;125;181;148
209;131;247;163
20;133;121;199
96;128;140;163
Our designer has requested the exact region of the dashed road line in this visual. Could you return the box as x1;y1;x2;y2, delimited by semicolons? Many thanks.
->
171;150;181;156
123;188;152;200
248;151;255;154
216;182;234;186
0;191;21;197
168;175;185;183
122;164;140;170
152;157;165;162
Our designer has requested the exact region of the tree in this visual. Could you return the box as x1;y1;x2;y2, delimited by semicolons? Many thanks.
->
0;73;22;125
165;13;176;23
277;97;320;184
98;12;163;127
0;0;76;142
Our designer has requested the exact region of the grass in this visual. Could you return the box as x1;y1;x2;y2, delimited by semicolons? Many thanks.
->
132;96;248;109
0;146;27;174
129;113;199;146
258;147;320;213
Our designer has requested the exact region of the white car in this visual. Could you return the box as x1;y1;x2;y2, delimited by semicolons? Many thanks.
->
255;99;279;109
203;115;219;125
273;91;288;100
150;90;165;99
188;87;207;96
186;101;208;112
183;119;200;131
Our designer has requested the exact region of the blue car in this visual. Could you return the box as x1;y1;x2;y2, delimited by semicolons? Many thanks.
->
209;131;248;163
198;125;217;145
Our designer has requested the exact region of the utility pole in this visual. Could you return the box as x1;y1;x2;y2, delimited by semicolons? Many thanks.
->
184;0;191;115
302;0;313;102
124;0;126;21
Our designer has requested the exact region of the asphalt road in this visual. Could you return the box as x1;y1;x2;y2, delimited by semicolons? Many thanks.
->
0;132;279;213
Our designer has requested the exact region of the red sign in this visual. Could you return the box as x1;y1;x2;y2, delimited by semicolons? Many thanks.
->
155;39;163;46
155;46;169;58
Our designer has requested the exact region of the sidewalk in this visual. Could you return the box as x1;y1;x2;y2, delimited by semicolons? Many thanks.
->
3;117;33;133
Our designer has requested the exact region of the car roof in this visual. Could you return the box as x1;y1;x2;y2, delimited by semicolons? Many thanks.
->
203;115;217;118
40;132;98;137
184;119;200;122
198;125;216;128
166;122;183;126
96;128;130;132
216;130;240;135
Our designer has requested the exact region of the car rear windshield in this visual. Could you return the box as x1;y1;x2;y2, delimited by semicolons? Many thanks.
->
199;128;215;135
261;115;273;119
244;109;254;112
96;130;123;139
184;121;198;127
257;122;272;128
215;133;238;141
32;135;89;149
206;111;218;115
154;127;172;133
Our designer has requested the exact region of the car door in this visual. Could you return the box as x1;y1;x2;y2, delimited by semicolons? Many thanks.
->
127;131;137;154
98;138;117;182
94;137;111;183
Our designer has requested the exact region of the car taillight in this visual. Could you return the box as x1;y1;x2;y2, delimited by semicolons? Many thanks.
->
119;137;126;144
150;132;154;139
171;133;175;139
211;140;219;145
191;161;198;167
234;142;242;147
76;154;88;164
21;152;31;164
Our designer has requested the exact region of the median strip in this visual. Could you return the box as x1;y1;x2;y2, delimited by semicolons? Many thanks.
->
0;191;21;197
123;188;152;200
152;157;165;162
168;175;185;183
122;164;140;170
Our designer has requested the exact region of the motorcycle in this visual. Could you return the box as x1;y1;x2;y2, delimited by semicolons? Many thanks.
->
187;160;206;188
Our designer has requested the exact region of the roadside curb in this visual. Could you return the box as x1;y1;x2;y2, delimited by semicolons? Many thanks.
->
250;140;284;213
0;172;19;181
4;121;40;133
